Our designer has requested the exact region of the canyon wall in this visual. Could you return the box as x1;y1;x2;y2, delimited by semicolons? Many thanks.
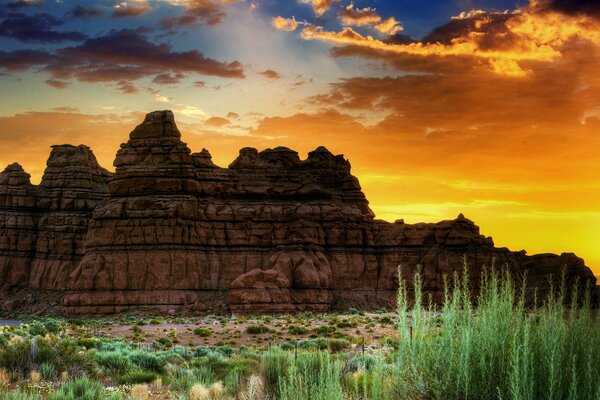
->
0;111;595;314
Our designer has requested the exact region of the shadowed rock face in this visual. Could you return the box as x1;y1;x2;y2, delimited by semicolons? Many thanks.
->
0;110;596;314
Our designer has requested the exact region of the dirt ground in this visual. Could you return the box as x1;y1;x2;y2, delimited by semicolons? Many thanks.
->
94;313;398;350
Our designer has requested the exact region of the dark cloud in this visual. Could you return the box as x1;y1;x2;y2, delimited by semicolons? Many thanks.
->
0;49;52;71
0;12;87;42
259;69;282;79
0;29;244;90
423;13;516;51
47;29;244;81
111;4;151;18
69;5;104;19
116;80;138;94
541;0;600;17
152;72;186;84
5;0;44;10
160;0;229;28
44;78;68;89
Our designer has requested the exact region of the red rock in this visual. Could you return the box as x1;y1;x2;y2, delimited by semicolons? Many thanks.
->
0;110;595;313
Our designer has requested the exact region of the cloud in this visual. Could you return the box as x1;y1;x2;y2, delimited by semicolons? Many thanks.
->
0;12;87;43
69;5;104;19
259;69;282;79
112;2;152;18
301;0;341;17
272;16;301;32
44;78;68;89
226;111;239;119
0;29;245;87
536;0;600;17
0;49;51;71
5;0;44;9
337;4;403;36
338;4;380;26
298;3;600;77
152;72;186;84
160;0;241;28
205;116;230;127
193;80;206;88
115;80;138;94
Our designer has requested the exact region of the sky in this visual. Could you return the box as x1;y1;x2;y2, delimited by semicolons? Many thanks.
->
0;0;598;278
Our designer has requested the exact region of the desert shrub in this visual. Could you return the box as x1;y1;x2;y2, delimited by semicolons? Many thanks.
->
193;328;212;337
314;325;336;336
129;384;149;400
0;337;30;376
0;390;43;400
129;351;165;373
47;377;105;400
327;339;350;353
39;362;56;381
28;323;47;337
155;337;172;348
394;264;600;400
43;319;63;334
245;325;271;335
288;325;307;335
297;338;328;351
117;370;157;385
96;351;133;376
348;355;377;372
279;342;295;351
278;351;344;400
261;351;290;397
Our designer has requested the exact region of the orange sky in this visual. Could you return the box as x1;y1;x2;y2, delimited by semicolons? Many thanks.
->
0;0;598;277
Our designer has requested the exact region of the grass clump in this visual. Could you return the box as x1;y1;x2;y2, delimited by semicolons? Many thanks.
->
394;262;600;400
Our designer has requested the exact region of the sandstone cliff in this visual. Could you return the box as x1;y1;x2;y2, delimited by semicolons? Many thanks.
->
0;111;596;314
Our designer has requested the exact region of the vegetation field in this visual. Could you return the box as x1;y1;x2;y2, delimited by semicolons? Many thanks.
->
0;269;598;400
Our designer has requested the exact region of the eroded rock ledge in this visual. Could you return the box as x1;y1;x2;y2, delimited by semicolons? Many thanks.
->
0;110;595;314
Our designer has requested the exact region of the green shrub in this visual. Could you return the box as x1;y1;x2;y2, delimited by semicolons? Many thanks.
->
96;351;133;376
245;325;271;334
193;327;213;337
394;265;600;400
129;351;165;373
314;325;336;336
39;362;56;381
0;390;43;400
48;377;105;400
0;337;30;377
327;339;350;353
117;370;157;384
288;326;308;335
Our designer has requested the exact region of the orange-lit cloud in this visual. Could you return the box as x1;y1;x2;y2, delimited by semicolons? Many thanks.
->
272;16;302;32
302;0;341;17
298;4;600;77
338;4;403;35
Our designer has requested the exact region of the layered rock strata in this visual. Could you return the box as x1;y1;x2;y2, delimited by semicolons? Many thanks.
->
0;110;595;314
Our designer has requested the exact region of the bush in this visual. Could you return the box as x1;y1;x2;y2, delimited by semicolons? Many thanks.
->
129;351;165;374
48;377;105;400
288;326;307;335
394;265;600;400
96;351;133;376
0;390;42;400
314;325;336;336
245;325;271;335
39;362;56;381
193;327;213;338
117;370;157;385
327;339;351;353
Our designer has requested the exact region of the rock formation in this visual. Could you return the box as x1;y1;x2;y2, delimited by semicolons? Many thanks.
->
0;111;596;314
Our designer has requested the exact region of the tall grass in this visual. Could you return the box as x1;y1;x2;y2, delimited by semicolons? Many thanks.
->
395;262;600;400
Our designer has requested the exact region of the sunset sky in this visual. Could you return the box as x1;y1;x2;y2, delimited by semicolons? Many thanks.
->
0;0;598;277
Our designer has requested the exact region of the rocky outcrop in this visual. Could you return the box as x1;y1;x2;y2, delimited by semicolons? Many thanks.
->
0;110;596;314
0;145;111;294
